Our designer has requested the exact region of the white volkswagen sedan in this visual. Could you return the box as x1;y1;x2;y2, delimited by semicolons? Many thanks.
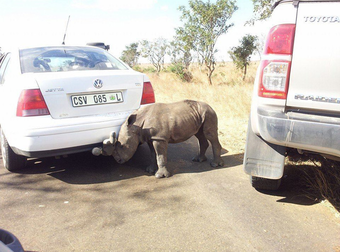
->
0;46;155;171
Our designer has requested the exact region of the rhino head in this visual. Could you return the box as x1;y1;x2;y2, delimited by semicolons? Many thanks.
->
99;114;142;164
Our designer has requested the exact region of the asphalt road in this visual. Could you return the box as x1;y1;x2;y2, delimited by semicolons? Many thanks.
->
1;137;340;252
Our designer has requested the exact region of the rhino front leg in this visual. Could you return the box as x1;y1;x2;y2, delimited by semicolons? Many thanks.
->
152;140;171;178
146;142;158;174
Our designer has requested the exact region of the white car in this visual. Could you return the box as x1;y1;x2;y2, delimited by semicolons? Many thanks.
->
0;45;155;171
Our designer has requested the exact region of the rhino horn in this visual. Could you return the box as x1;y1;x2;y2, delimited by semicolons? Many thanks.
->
98;131;117;156
110;131;117;145
92;131;118;156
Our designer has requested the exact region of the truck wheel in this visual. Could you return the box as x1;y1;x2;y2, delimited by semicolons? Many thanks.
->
1;130;26;171
251;176;282;191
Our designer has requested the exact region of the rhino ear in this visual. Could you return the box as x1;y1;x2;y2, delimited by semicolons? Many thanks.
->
127;114;137;126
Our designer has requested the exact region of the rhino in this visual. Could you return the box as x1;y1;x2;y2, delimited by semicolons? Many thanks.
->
92;100;224;178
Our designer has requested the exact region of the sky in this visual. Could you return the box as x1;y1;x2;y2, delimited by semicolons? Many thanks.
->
0;0;269;62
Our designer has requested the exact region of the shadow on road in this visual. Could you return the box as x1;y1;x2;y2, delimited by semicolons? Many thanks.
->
6;137;337;211
10;138;241;185
255;164;332;208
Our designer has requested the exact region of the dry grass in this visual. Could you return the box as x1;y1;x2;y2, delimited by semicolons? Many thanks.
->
146;62;257;154
285;152;340;212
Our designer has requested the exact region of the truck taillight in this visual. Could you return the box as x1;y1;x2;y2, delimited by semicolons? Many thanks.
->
259;24;295;99
259;61;291;99
264;24;296;55
141;81;155;105
16;89;50;117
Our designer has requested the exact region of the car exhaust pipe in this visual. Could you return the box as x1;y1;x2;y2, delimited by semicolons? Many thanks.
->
92;131;117;156
92;147;103;156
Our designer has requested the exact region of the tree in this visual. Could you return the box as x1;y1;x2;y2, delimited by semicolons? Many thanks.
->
167;39;193;82
140;38;169;73
120;43;140;68
169;40;192;71
171;23;196;71
247;0;276;25
229;34;258;80
177;0;238;85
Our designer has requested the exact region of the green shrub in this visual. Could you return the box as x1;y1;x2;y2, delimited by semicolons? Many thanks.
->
167;63;193;82
142;66;157;73
132;65;142;72
132;65;157;73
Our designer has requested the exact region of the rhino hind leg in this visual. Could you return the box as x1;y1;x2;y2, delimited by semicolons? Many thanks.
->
202;117;224;168
207;134;224;167
192;128;209;163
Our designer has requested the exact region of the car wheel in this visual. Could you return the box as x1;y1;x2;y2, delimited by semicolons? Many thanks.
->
251;176;282;191
1;130;26;171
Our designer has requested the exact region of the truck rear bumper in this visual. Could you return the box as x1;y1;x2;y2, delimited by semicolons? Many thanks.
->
257;107;340;158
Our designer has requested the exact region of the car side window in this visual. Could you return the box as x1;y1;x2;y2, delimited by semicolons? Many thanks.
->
0;54;11;84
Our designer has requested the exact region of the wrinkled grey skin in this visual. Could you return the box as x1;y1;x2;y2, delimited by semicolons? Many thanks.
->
98;100;224;178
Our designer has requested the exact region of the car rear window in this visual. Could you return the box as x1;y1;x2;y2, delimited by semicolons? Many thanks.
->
20;46;128;73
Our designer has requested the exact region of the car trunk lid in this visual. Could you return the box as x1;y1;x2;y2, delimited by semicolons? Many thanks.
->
33;70;144;119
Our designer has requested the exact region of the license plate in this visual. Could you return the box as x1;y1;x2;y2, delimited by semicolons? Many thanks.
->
71;92;123;107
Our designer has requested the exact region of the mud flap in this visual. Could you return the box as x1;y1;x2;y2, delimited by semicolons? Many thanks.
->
243;119;286;179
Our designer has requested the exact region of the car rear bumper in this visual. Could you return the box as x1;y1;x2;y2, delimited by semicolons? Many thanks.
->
3;111;132;158
12;143;101;158
256;107;340;158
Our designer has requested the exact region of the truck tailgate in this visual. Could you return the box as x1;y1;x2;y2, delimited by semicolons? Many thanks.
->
286;1;340;113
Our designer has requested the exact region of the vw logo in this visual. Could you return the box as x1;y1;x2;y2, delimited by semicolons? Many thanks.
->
94;79;103;89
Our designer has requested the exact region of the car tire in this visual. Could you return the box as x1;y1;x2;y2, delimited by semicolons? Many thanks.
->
1;130;26;171
251;176;282;191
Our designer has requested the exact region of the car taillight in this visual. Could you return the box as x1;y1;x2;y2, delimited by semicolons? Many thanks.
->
141;81;155;105
16;89;50;117
259;24;296;99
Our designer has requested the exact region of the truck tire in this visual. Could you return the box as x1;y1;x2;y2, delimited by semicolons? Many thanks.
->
251;176;282;191
1;130;26;171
